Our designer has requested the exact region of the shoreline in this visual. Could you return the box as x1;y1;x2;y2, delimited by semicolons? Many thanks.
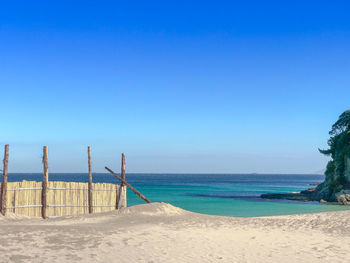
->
1;202;350;262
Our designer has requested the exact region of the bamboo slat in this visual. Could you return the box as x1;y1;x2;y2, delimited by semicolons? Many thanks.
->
1;180;124;217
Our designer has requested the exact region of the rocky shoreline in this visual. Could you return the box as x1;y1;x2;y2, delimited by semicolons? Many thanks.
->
261;183;350;205
261;188;320;202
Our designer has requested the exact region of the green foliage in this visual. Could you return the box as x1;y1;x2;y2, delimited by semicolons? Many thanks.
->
319;110;350;189
324;160;335;179
330;110;350;136
329;177;339;191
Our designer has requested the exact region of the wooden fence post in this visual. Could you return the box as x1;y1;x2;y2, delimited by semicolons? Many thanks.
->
88;146;93;214
42;146;49;219
106;167;151;204
1;144;9;215
116;153;127;209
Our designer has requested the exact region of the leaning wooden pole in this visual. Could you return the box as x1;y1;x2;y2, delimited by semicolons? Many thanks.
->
105;167;151;203
87;146;93;214
42;146;49;219
0;144;9;215
116;153;127;209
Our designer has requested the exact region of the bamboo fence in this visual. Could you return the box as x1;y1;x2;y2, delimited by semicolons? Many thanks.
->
0;145;151;218
2;180;122;217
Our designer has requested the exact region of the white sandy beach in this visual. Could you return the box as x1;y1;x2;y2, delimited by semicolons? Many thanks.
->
0;202;349;263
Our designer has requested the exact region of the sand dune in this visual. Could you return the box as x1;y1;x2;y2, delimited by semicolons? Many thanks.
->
0;202;349;262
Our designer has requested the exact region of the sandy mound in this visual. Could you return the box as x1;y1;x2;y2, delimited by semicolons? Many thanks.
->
119;202;187;216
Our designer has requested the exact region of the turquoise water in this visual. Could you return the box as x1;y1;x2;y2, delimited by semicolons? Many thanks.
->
125;174;350;217
7;173;350;217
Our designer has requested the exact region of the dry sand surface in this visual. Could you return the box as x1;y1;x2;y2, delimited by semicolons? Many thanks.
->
0;202;350;262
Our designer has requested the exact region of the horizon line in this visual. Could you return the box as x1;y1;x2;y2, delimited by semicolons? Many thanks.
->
5;172;325;175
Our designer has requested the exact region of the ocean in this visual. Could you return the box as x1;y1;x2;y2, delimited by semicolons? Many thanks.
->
5;173;350;217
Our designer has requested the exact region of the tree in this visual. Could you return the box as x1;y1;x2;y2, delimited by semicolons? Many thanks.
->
330;110;350;136
319;110;350;189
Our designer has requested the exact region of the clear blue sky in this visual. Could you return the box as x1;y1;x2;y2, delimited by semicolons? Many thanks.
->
1;0;349;173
